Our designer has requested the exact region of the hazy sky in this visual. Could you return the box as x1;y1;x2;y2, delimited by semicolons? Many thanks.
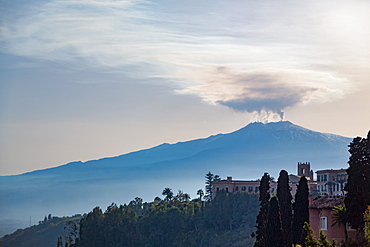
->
1;0;369;175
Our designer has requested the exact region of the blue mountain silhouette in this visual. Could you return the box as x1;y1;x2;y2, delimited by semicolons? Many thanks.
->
0;121;351;235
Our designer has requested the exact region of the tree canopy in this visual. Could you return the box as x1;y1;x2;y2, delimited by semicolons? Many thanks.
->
277;170;293;247
344;131;370;231
253;172;271;247
292;176;309;246
72;187;259;247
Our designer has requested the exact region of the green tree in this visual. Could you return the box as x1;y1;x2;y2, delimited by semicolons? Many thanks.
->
173;190;191;202
325;181;336;196
344;132;370;231
304;222;319;247
74;189;260;247
129;197;144;215
183;193;190;202
336;179;346;195
277;170;293;247
331;205;348;242
57;236;63;247
365;208;370;245
64;220;78;245
253;172;270;247
303;222;337;247
197;189;204;201
162;187;174;201
203;190;259;232
265;197;283;247
292;176;309;246
204;171;221;201
78;207;103;247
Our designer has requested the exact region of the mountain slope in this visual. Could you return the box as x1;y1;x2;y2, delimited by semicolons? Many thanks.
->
0;121;352;236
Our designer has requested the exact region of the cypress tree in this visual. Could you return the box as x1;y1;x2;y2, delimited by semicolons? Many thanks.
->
292;176;309;246
253;173;270;247
344;132;370;230
265;197;283;247
277;170;293;247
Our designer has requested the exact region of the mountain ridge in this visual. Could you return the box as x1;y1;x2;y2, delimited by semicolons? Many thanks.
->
0;121;352;237
2;121;349;178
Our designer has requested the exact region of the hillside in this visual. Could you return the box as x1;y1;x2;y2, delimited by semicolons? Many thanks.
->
0;121;352;235
0;216;81;247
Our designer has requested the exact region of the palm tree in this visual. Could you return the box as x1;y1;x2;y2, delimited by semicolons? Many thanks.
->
337;179;346;195
325;181;336;195
183;193;190;202
174;190;184;202
197;189;204;201
162;187;173;201
332;205;348;242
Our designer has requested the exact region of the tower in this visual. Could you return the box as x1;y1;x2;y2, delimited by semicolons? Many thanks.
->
297;162;313;181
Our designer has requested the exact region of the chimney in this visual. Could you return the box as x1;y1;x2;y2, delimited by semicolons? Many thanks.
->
227;176;232;181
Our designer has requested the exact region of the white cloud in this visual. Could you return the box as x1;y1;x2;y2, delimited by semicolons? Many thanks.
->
0;0;368;119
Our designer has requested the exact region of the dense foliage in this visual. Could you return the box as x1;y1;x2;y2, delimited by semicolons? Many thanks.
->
254;171;309;247
277;170;293;247
0;216;81;247
72;190;259;247
344;131;370;231
303;222;337;247
204;171;221;201
253;172;270;247
265;197;283;247
292;176;309;246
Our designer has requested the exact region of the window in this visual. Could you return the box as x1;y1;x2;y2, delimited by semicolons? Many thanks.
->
317;185;320;191
216;187;220;192
317;175;321;182
320;217;328;230
255;187;259;192
225;187;229;192
248;186;253;192
323;174;328;181
242;186;246;191
319;185;325;192
235;186;239;191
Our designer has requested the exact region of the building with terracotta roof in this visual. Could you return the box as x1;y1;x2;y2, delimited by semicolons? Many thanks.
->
309;196;356;244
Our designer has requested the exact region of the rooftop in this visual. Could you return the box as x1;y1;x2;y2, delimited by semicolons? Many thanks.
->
310;196;344;209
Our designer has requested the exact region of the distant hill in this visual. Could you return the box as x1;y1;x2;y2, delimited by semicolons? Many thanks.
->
0;216;81;247
0;121;352;236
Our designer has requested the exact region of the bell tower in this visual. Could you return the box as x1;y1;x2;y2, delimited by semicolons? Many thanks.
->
297;162;313;181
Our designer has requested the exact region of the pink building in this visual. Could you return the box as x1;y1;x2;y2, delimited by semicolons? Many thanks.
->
309;196;356;244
